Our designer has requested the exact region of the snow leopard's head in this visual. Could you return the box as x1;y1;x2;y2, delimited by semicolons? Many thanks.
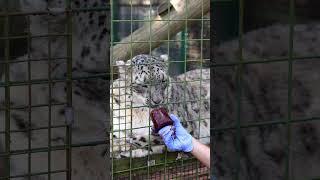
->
115;54;171;107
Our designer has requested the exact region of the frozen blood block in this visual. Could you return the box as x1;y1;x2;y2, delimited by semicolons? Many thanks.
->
150;107;173;133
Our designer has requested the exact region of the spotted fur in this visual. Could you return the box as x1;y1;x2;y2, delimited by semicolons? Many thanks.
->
0;0;110;179
111;54;210;158
0;0;209;179
214;23;320;180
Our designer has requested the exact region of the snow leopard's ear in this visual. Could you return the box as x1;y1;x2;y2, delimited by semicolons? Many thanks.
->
116;60;127;78
160;54;169;62
116;60;133;79
160;54;169;70
125;59;132;66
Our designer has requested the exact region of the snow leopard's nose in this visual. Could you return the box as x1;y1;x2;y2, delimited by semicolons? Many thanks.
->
151;96;162;105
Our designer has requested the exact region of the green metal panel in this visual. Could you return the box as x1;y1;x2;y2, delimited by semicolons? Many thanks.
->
212;0;312;179
0;1;111;180
4;1;11;179
212;0;238;45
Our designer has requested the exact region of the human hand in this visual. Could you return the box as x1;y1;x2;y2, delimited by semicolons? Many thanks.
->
158;114;193;152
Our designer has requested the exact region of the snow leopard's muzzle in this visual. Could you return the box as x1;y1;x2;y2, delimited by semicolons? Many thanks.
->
145;85;167;107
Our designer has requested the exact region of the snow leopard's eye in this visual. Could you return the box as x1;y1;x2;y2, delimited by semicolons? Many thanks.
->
161;80;168;86
133;85;146;93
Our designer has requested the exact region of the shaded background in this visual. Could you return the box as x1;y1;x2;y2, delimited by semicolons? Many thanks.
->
213;0;320;179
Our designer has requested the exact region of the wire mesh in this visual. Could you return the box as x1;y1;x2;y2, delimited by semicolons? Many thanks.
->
0;0;210;179
111;0;210;179
0;0;110;179
213;0;320;179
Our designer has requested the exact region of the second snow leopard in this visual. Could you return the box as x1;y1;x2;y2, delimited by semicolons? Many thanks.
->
213;23;320;180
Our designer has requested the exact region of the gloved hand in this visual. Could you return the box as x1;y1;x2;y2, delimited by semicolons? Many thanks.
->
158;114;193;152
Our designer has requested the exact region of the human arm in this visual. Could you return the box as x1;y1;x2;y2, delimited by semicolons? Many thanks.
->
190;137;210;168
158;114;210;168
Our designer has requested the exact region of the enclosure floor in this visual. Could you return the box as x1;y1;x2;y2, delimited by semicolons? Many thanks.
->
114;161;209;180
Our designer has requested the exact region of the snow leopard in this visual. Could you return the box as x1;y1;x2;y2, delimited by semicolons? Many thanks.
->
214;23;320;180
0;0;110;179
111;54;210;158
0;54;109;179
0;0;209;179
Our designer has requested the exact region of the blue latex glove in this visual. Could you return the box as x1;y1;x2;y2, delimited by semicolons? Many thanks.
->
158;114;193;152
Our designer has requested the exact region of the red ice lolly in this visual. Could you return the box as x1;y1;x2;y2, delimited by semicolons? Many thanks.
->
150;107;174;133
